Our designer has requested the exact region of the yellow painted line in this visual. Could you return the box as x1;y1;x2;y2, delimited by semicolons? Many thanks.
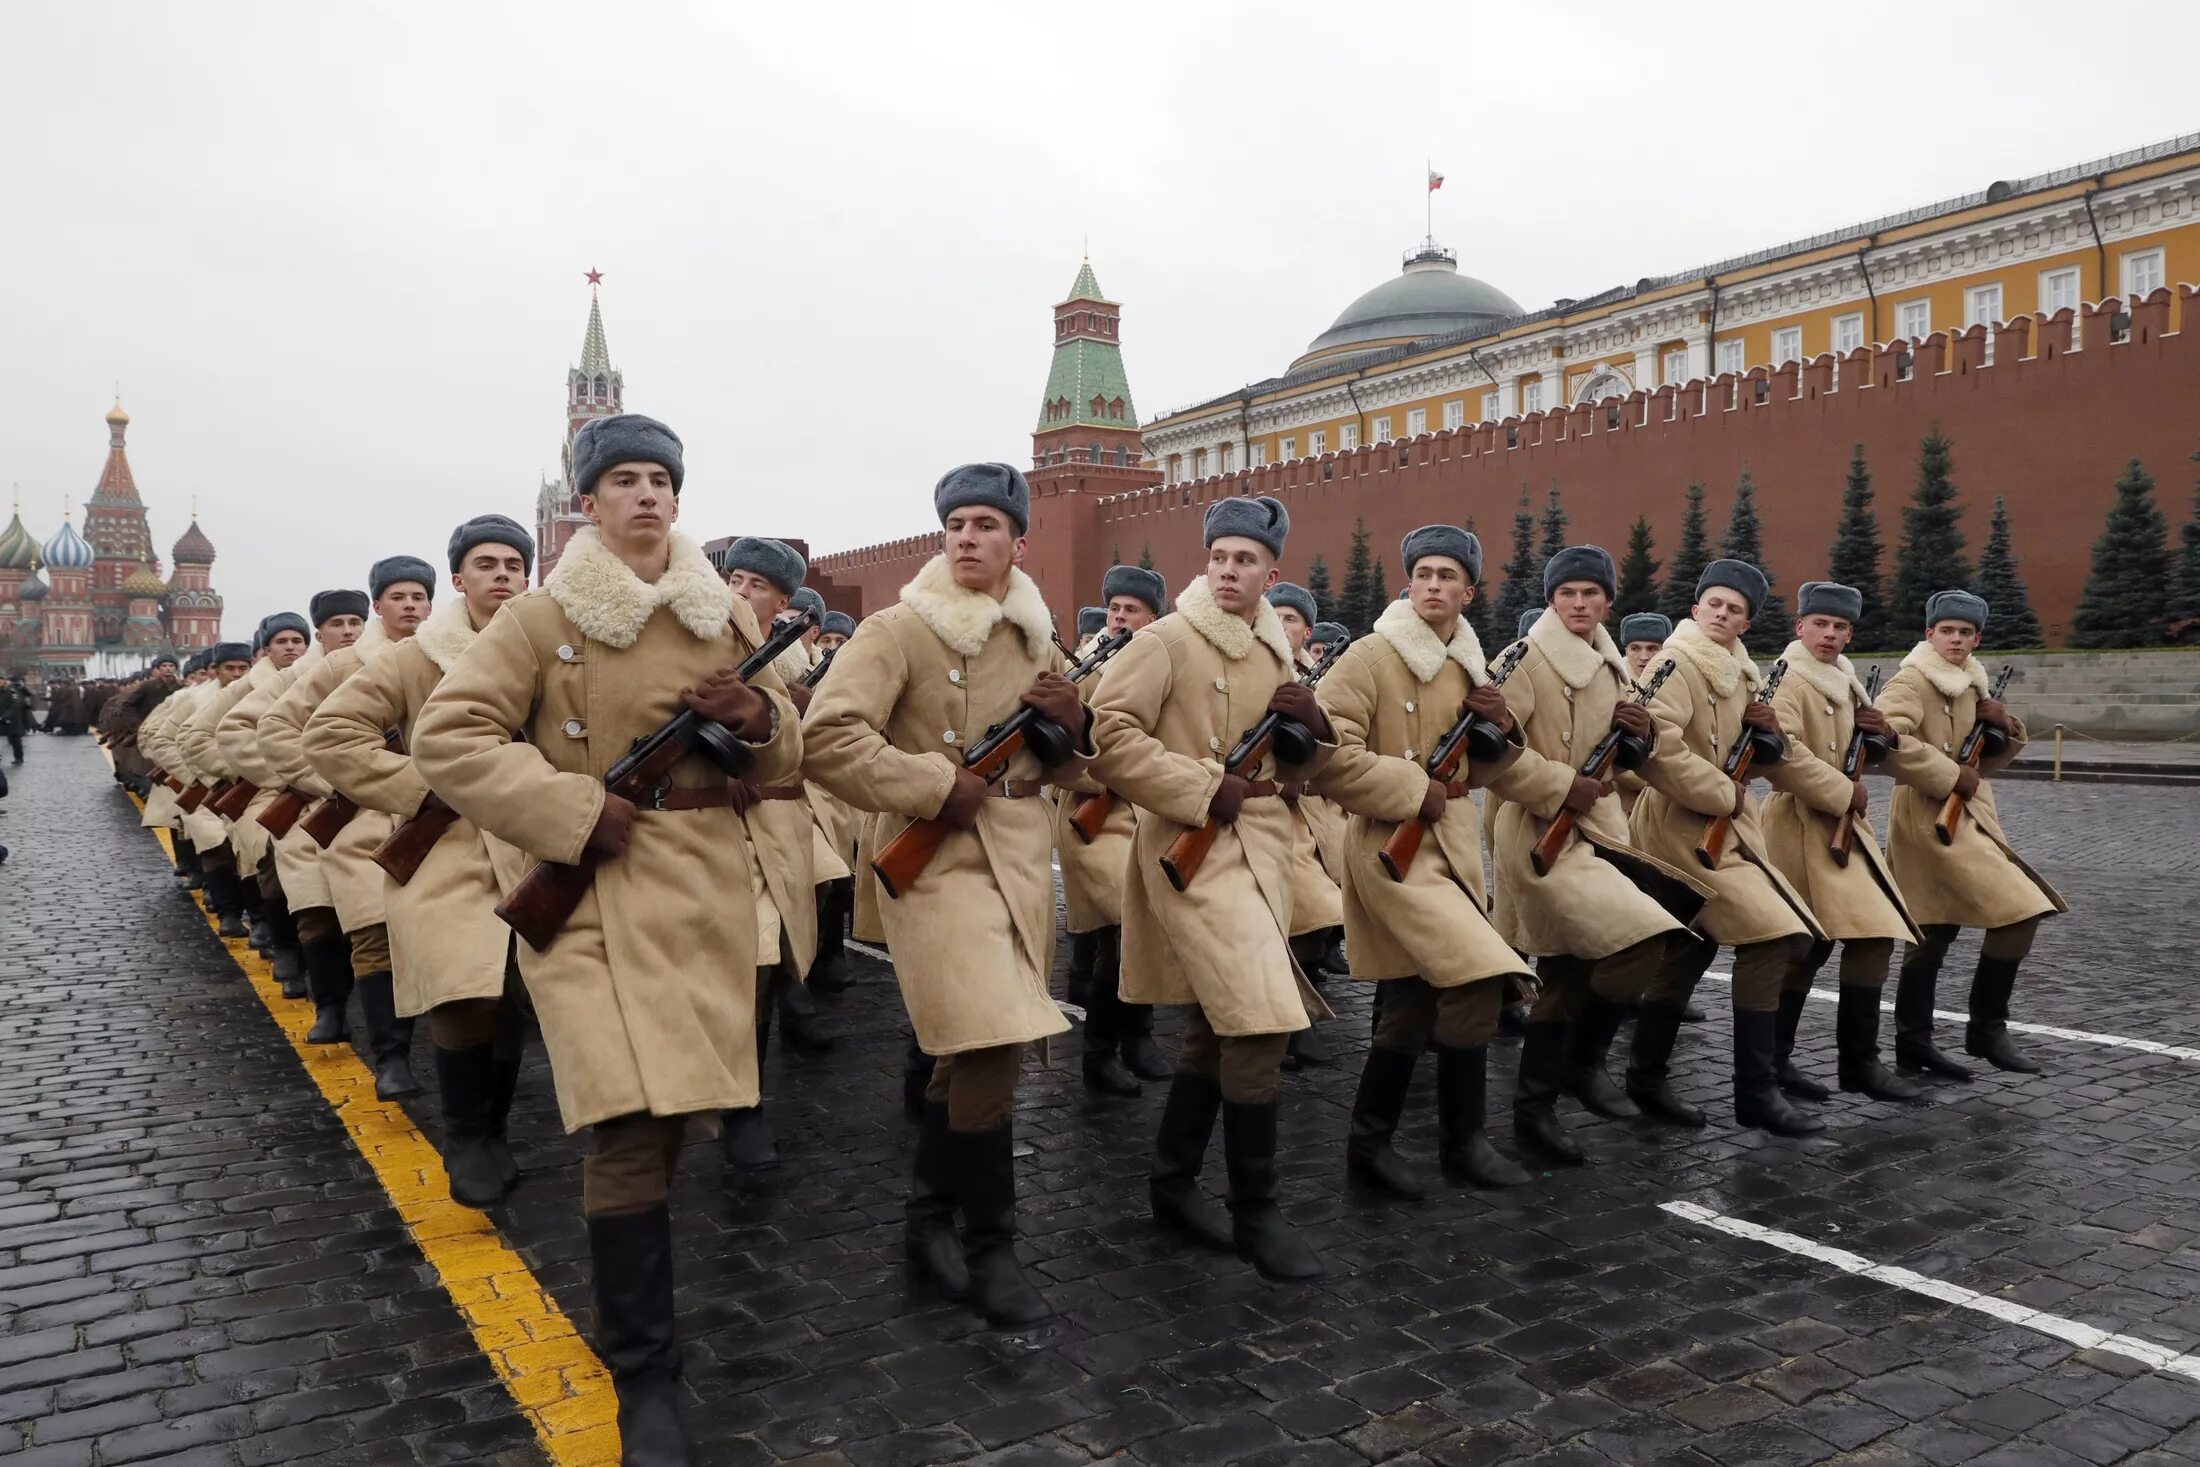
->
137;803;621;1465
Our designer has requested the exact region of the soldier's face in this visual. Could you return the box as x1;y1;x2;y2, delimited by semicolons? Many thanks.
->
1553;581;1611;637
584;462;678;552
155;664;178;682
215;660;250;685
1273;605;1310;649
1205;537;1278;617
817;632;848;652
1693;588;1752;646
318;614;365;651
727;569;790;629
1624;640;1662;672
1106;595;1155;633
1797;613;1852;663
454;544;528;619
1928;619;1979;663
943;508;1023;593
267;630;309;669
377;583;432;638
1410;557;1471;624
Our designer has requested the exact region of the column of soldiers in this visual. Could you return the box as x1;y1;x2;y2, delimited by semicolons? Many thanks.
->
117;424;2069;1467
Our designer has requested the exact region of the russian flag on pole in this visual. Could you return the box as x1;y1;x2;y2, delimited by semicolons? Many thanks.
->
1427;169;1445;192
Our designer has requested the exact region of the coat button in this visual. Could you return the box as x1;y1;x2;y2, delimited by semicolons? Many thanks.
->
1562;732;1572;745
1563;687;1574;700
557;644;576;662
1825;703;1836;715
1829;742;1839;752
1403;748;1415;761
1213;677;1228;692
948;669;963;684
1208;736;1223;752
943;730;958;744
1405;700;1417;713
562;718;584;737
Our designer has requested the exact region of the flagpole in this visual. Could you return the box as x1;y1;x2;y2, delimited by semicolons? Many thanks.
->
1425;158;1432;241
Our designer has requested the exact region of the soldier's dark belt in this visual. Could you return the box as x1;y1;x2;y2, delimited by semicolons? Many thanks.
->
991;779;1044;799
1441;779;1472;798
645;786;744;811
1240;779;1282;800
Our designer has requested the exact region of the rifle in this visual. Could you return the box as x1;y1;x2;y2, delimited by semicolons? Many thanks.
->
1379;640;1529;882
874;628;1131;899
209;777;261;820
1158;643;1341;894
1934;664;2016;845
177;780;211;813
1828;664;1883;868
372;793;458;885
497;608;819;951
798;645;837;689
1694;659;1790;869
1531;659;1675;877
256;787;310;839
302;729;404;848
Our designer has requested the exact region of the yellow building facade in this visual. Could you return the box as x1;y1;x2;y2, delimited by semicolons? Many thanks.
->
1143;132;2200;481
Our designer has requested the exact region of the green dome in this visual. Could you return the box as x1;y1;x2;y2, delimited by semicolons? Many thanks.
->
1296;244;1524;369
0;512;33;571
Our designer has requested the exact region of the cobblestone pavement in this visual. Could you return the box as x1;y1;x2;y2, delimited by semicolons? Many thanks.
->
7;735;2200;1466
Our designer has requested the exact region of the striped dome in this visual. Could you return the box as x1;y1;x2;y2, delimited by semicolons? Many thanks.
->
41;520;94;571
19;570;48;601
0;512;33;570
123;561;169;596
172;518;216;565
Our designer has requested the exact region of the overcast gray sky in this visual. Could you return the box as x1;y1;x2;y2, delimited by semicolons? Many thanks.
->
4;2;2195;634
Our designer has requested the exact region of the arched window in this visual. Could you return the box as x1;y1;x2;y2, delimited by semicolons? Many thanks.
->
1089;442;1102;462
593;375;608;398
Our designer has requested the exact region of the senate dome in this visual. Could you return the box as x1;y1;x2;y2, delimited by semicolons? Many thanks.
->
41;518;95;571
1293;242;1525;373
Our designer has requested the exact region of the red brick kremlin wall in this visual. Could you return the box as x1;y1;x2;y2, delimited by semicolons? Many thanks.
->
815;289;2200;645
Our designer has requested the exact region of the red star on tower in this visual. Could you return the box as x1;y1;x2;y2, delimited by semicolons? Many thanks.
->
585;268;603;285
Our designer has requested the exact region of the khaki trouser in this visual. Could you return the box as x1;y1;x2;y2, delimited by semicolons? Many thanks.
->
1176;1006;1292;1104
583;1113;688;1218
924;1043;1022;1133
295;904;342;947
1530;936;1665;1022
348;921;391;975
1907;916;2041;973
1644;932;1809;1013
1791;936;1895;993
1373;976;1502;1052
426;958;528;1056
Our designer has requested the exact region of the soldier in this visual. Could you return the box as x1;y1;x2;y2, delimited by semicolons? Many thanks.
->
1490;548;1708;1162
1054;564;1170;1095
817;609;855;654
1266;580;1348;1063
806;462;1086;1327
1307;621;1350;663
1759;582;1924;1103
135;653;210;887
194;614;312;974
1629;559;1827;1137
416;415;798;1461
1880;590;2066;1077
807;609;862;995
1620;611;1671;681
1089;495;1335;1282
265;559;434;1100
100;655;179;788
2;674;34;764
1318;525;1534;1194
164;643;255;934
306;516;538;1206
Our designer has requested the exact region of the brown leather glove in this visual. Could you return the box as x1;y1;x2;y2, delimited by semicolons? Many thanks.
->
1268;683;1333;741
1019;672;1088;739
681;666;772;740
1611;702;1654;739
1208;771;1251;825
1462;683;1512;730
1952;765;1982;799
1562;775;1611;813
1741;701;1781;734
1976;697;2010;731
785;682;814;715
1848;779;1869;815
585;790;636;858
1418;778;1447;825
938;766;990;830
1854;705;1892;739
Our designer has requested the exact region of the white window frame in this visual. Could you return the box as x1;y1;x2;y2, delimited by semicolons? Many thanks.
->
1663;348;1689;385
1219;443;1235;474
1371;414;1392;443
1192;448;1207;478
1831;313;1864;354
1405;407;1428;437
1772;326;1802;365
1521;381;1544;413
1967;283;2004;363
1339;422;1359;451
1308;429;1327;456
1249;441;1267;468
2039;265;2080;316
1481;389;1501;421
2121;247;2165;298
1442;399;1464;431
1896;299;1930;340
1715;339;1745;375
1279;436;1296;461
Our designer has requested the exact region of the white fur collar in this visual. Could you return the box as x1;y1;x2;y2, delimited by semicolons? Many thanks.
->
771;641;811;684
353;618;395;666
247;654;285;692
1527;607;1634;690
1177;574;1294;665
547;527;731;649
1782;641;1870;704
1903;640;1990;699
1375;596;1488;685
413;600;480;674
897;555;1053;660
1664;616;1759;698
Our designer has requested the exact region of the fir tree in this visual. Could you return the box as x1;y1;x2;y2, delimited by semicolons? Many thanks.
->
1612;516;1660;624
1110;544;1122;567
1658;483;1711;621
1338;518;1380;635
1493;492;1543;634
1888;427;1970;631
1137;544;1155;572
1972;496;2045;650
1463;515;1496;647
2071;458;2173;648
1305;553;1334;622
1538;483;1570;565
2171;446;2200;633
1720;471;1791;653
1826;443;1889;651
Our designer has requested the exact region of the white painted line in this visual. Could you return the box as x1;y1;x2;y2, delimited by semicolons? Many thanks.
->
1695;973;2200;1064
1661;1201;2200;1383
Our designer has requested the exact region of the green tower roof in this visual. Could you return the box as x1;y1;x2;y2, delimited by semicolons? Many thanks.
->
1037;260;1135;433
1065;258;1111;304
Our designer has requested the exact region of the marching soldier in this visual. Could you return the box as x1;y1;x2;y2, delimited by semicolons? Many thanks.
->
807;608;862;993
102;655;179;790
805;463;1085;1328
1267;580;1348;1059
1620;611;1671;681
1061;608;1108;1009
1318;526;1534;1194
1089;495;1335;1282
1054;565;1170;1095
1629;560;1828;1137
135;652;211;888
817;609;855;654
199;614;313;981
165;642;255;934
305;516;538;1206
1880;590;2066;1077
415;415;798;1462
1307;621;1350;663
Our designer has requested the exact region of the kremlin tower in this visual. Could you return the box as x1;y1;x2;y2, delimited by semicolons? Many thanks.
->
533;273;625;582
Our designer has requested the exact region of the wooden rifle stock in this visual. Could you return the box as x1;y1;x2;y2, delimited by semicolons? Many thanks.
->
1379;642;1529;882
872;627;1132;899
177;781;210;813
300;792;360;848
1829;665;1883;867
256;787;309;839
373;793;460;884
1694;660;1789;870
1530;660;1675;877
1067;789;1114;844
209;778;260;820
1935;664;2016;845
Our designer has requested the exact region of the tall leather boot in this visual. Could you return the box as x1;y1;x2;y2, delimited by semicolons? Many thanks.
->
1344;1047;1424;1199
1066;930;1097;1010
809;882;852;995
1081;939;1139;1097
1774;989;1833;1100
1560;995;1642;1119
720;1105;778;1171
263;896;306;999
774;969;834;1054
174;842;203;890
1836;985;1921;1101
356;972;421;1100
1150;1073;1233;1249
587;1207;693;1467
1222;1100;1324;1281
489;1053;522;1188
1119;1001;1170;1083
1894;947;1973;1080
303;932;354;1044
436;1044;508;1207
1625;1002;1706;1126
204;867;248;938
950;1122;1050;1327
1733;1009;1825;1136
1436;1045;1531;1187
1511;1020;1584;1165
1322;927;1350;978
902;1039;934;1122
1964;955;2040;1073
905;1102;967;1300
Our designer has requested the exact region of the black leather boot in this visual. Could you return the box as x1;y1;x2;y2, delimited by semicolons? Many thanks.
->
489;1053;522;1188
587;1207;693;1467
1733;1009;1825;1136
1436;1044;1531;1187
1222;1100;1324;1280
1561;995;1642;1119
1283;1024;1333;1070
1321;928;1350;978
902;1040;934;1122
247;910;271;954
720;1106;778;1170
1774;989;1833;1100
1149;1072;1232;1249
905;1102;968;1300
1625;1002;1706;1126
1512;1020;1584;1164
1836;984;1921;1100
1119;1007;1170;1082
174;843;203;890
1066;929;1097;1010
1080;948;1140;1097
303;932;353;1044
809;883;852;995
774;969;834;1054
356;972;421;1100
1345;1046;1424;1199
951;1122;1051;1327
1894;948;1974;1080
1964;955;2040;1073
204;868;248;938
436;1044;508;1207
263;896;306;998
